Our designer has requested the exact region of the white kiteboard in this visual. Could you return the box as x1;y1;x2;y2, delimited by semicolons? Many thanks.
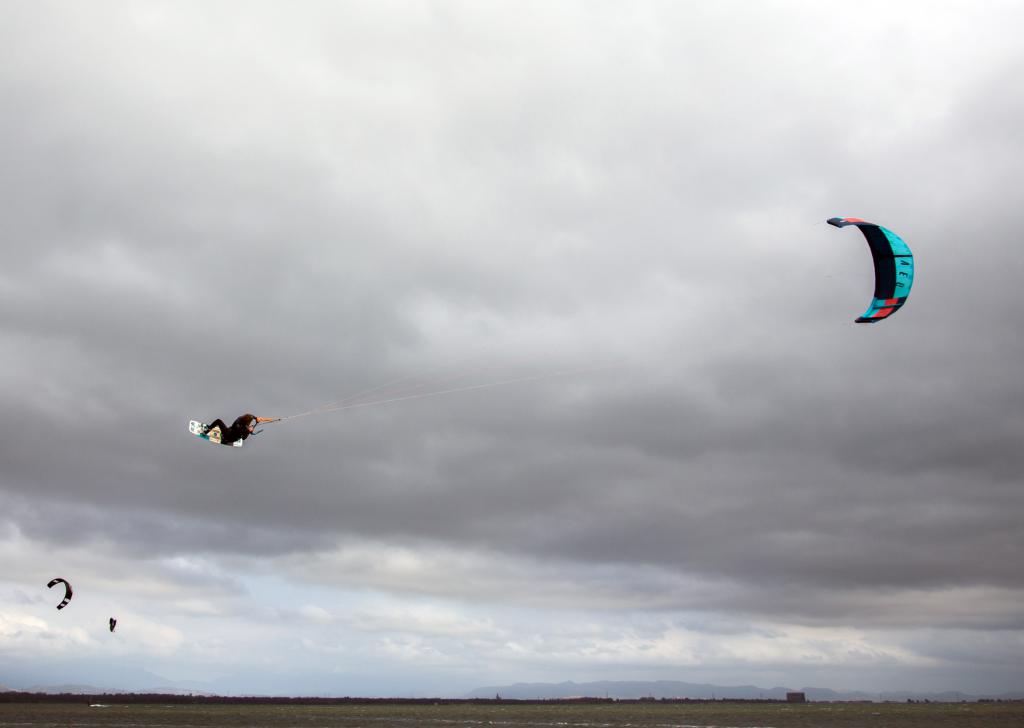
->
189;420;243;448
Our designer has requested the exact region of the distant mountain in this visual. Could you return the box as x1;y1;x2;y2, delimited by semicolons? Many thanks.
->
465;680;841;700
464;680;1024;702
0;684;13;692
878;689;1024;702
21;683;214;697
27;684;126;695
142;686;217;697
2;662;182;694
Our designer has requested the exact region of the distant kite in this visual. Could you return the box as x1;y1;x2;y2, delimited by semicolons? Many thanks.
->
109;617;117;633
47;578;73;610
827;217;914;322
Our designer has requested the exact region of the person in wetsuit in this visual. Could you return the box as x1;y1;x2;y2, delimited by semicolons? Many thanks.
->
205;414;279;444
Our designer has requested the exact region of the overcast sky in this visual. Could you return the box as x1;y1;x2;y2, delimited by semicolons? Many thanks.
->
2;0;1023;697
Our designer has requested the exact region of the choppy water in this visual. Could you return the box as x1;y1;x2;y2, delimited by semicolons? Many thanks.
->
1;700;1021;728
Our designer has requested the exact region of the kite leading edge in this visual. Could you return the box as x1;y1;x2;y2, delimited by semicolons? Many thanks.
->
827;217;914;323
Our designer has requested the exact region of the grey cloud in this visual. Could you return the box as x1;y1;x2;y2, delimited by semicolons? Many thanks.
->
3;0;1024;693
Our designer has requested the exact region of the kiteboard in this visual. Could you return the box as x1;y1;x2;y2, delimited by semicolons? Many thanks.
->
189;420;243;448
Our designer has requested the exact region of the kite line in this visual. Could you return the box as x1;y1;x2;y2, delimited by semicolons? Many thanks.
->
274;366;600;424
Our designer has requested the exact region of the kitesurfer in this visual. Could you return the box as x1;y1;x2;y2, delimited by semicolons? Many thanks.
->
204;414;278;445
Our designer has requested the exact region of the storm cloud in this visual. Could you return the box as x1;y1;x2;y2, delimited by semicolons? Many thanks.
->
2;0;1023;697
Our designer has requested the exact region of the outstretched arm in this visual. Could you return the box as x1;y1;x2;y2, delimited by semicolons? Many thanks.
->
255;416;280;424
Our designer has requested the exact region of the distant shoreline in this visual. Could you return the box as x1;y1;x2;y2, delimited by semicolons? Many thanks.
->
0;693;781;704
1;692;1019;705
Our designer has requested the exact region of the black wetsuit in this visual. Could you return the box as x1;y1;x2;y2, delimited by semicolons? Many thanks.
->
207;415;256;445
